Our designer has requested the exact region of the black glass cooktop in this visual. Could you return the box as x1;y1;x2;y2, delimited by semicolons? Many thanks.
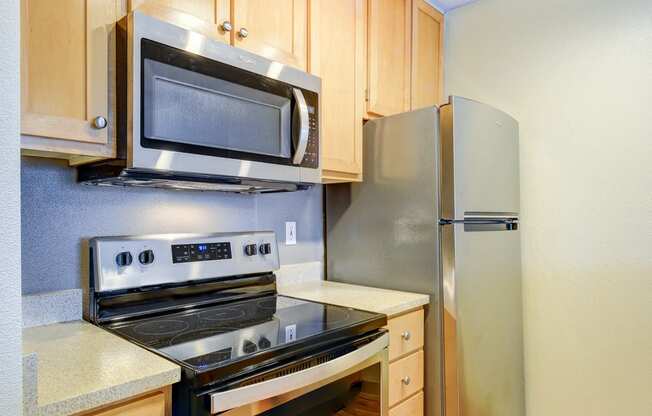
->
106;295;385;372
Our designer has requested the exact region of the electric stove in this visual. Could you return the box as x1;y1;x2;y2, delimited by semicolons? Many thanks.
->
85;232;387;415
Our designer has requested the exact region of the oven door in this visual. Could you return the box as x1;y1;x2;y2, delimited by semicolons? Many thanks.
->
126;11;321;184
207;332;389;416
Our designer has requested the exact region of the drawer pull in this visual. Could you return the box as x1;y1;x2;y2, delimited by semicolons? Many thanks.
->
401;331;411;341
401;376;411;386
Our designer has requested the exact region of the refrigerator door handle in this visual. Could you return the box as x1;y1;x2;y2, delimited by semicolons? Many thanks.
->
439;211;519;231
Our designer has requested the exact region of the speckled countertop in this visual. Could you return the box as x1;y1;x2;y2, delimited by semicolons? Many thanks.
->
23;321;180;416
279;280;430;317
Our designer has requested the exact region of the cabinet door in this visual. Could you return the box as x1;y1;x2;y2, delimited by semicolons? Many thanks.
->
233;0;308;70
310;0;365;182
81;390;168;416
411;0;444;109
21;0;116;148
128;0;230;42
366;0;411;117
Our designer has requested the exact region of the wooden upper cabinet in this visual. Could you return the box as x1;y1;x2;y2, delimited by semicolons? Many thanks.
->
128;0;231;43
233;0;308;70
21;0;118;159
366;0;411;118
310;0;364;182
411;0;444;109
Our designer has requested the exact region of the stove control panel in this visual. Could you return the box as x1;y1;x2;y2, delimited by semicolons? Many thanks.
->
90;231;280;292
172;242;232;263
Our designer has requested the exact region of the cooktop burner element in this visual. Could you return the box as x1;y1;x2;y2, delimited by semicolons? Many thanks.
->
198;307;246;321
133;319;190;336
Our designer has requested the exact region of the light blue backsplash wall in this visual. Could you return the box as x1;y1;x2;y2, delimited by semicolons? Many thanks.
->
21;157;323;294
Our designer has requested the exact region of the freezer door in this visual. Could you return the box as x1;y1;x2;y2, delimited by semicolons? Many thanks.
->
439;96;525;416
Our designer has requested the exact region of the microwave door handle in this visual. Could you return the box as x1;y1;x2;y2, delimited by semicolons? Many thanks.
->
292;88;310;165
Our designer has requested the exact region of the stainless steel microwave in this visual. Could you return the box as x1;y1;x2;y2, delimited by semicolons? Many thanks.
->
78;11;321;193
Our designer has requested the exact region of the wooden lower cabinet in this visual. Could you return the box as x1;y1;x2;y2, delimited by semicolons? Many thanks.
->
389;391;424;416
75;387;171;416
386;308;425;415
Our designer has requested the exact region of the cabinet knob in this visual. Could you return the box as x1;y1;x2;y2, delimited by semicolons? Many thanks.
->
402;376;411;386
401;331;411;341
238;27;249;39
221;21;232;32
92;116;107;129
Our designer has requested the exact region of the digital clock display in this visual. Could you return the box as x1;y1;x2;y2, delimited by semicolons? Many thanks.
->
171;242;232;263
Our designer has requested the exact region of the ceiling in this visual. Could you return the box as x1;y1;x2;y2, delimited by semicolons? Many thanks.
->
425;0;478;12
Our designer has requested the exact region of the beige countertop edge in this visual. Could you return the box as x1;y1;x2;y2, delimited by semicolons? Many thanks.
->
278;280;430;318
23;321;181;416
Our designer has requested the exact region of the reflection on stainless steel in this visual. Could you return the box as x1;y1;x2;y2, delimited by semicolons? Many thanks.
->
327;97;525;416
212;333;389;413
184;30;204;54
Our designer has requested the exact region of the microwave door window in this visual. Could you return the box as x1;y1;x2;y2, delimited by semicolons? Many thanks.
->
142;59;291;159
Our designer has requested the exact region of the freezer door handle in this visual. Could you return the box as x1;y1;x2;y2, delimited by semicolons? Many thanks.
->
439;211;519;231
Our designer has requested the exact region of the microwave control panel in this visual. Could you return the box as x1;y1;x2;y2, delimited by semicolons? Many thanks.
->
300;106;319;169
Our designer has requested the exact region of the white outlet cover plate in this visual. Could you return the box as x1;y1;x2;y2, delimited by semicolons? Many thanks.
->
285;222;297;245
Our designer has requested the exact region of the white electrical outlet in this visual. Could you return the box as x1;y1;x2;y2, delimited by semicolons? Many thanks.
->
285;324;297;342
285;221;297;245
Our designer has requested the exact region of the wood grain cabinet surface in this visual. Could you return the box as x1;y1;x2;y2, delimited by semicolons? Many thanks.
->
21;0;119;162
366;0;412;118
233;0;308;70
389;390;424;416
128;0;231;42
411;0;444;109
310;0;365;182
75;387;171;416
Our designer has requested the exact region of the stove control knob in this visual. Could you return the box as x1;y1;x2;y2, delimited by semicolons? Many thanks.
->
138;249;155;265
243;340;258;354
115;251;133;267
259;243;272;255
258;336;271;349
244;244;258;256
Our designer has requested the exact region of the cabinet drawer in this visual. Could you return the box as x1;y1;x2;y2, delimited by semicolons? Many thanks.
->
388;350;424;407
388;308;424;361
389;391;423;416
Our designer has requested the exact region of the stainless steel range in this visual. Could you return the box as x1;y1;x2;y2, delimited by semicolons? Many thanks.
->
85;232;388;415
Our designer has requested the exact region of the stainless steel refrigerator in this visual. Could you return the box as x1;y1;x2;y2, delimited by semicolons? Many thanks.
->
326;96;525;416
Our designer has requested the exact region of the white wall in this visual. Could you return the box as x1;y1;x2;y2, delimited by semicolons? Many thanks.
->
445;1;652;415
0;0;22;413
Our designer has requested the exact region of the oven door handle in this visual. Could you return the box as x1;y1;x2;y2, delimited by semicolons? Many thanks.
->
291;88;310;165
210;333;388;413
